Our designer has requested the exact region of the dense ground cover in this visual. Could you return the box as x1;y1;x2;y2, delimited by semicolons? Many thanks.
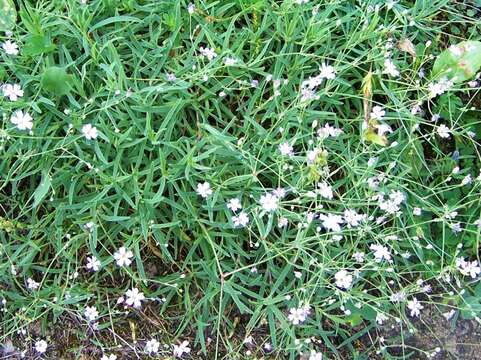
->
1;0;481;359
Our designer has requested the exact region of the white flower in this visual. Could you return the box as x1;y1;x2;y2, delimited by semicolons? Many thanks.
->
437;124;451;138
343;209;366;228
196;182;212;198
224;57;238;66
273;187;286;198
407;297;423;317
317;182;333;199
334;270;353;289
309;350;323;360
82;124;98;140
376;312;388;325
456;258;481;278
443;309;456;321
318;213;343;232
173;341;191;358
125;288;145;308
370;244;392;262
461;174;472;186
101;355;117;360
383;58;399;77
306;148;320;164
319;63;336;80
27;278;40;290
187;3;195;14
145;338;160;354
370;105;386;120
86;256;101;271
84;306;99;322
376;123;393;136
413;207;422;216
352;252;365;263
113;246;133;267
278;217;288;228
287;305;310;325
279;142;294;157
295;0;309;4
232;212;249;227
199;46;217;61
227;198;242;211
428;78;453;98
2;84;23;101
259;193;279;212
2;40;19;55
390;291;406;303
84;221;95;232
317;123;342;138
10;110;33;131
35;340;48;354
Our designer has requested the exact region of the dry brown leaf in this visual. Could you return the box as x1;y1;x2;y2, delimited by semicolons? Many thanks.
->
398;38;416;59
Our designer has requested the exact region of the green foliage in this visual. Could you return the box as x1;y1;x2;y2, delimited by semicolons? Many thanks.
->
40;66;73;96
0;0;16;31
432;41;481;83
1;1;481;359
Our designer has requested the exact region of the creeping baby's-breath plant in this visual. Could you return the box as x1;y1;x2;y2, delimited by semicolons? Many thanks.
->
1;1;481;359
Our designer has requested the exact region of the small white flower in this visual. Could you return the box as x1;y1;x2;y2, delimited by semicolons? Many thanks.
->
413;207;422;216
456;258;481;278
376;123;393;136
125;287;145;308
279;142;294;157
101;355;117;360
2;40;19;55
352;252;365;263
27;278;40;290
196;182;212;198
370;244;392;262
10;110;33;131
187;3;195;14
173;341;191;358
113;246;133;267
84;306;99;322
82;124;98;140
318;213;343;232
376;312;388;325
309;350;323;360
145;338;160;354
343;209;366;228
370;105;386;120
232;212;249;227
224;57;238;66
317;123;342;138
86;256;101;271
437;124;451;138
199;46;217;61
319;63;336;80
287;305;310;325
334;270;353;289
227;198;242;212
278;217;288;228
407;297;423;317
35;340;48;354
2;84;23;101
383;58;399;77
461;174;472;186
317;182;333;199
259;193;279;212
306;148;320;164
